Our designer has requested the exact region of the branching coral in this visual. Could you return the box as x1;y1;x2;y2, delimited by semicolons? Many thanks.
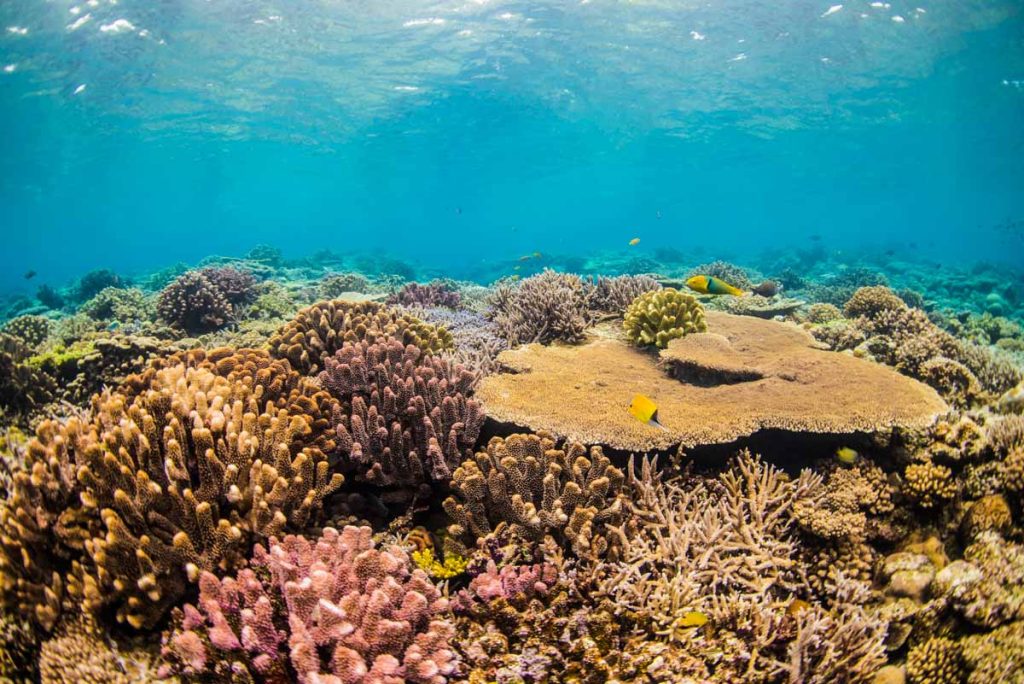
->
902;461;957;509
961;619;1024;684
0;333;56;417
805;302;843;324
1;314;52;348
687;261;754;290
1;361;344;631
443;432;625;558
80;287;153;324
320;337;484;487
588;274;661;314
157;271;234;334
198;266;258;305
269;300;453;375
39;613;169;683
488;270;593;345
906;636;965;684
794;461;894;544
161;526;459;684
399;306;508;378
388;281;462;309
622;288;707;348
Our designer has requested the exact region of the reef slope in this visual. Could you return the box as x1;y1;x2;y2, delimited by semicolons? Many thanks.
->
478;311;948;450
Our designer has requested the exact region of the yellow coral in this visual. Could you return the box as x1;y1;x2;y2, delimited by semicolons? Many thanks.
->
903;461;957;509
906;636;964;684
411;547;469;580
623;288;707;348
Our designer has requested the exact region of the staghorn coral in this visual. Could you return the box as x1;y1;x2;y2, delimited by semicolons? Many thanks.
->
39;613;169;683
443;432;625;558
934;531;1024;628
1;362;344;631
321;337;484;487
157;271;234;334
269;300;453;375
902;461;957;509
479;312;947;452
623;288;707;348
1;314;52;348
388;281;462;309
488;270;593;345
588;274;661;314
198;266;258;305
399;306;508;378
906;637;964;684
161;526;458;683
784;594;890;684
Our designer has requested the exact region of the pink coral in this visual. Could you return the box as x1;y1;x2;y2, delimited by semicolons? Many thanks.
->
162;526;459;683
453;561;558;612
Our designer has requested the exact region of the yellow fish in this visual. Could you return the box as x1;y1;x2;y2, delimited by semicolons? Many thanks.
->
629;394;668;431
532;251;542;259
787;599;811;616
685;275;745;296
835;447;859;465
676;611;708;628
628;237;641;246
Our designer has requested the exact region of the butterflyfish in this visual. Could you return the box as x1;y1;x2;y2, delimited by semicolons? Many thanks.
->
629;394;668;431
835;447;859;465
685;275;745;296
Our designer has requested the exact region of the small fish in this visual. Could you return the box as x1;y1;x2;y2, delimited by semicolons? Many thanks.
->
455;207;462;215
835;446;859;465
532;251;542;259
629;394;668;431
513;265;521;271
676;611;708;628
518;255;532;262
656;210;662;219
810;234;822;242
23;270;36;280
686;275;745;296
508;274;520;281
629;237;641;246
106;321;120;332
787;599;811;616
751;280;779;297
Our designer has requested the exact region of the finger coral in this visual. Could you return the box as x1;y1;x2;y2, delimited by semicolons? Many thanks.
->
157;271;234;334
269;300;453;375
160;526;459;684
902;461;957;509
387;281;462;309
623;288;707;348
488;270;593;345
443;432;626;557
1;361;344;631
321;337;484;487
906;636;964;684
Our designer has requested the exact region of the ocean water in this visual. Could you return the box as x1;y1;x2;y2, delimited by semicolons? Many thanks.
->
1;0;1022;295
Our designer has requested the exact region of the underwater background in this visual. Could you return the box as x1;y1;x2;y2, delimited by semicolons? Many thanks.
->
1;0;1023;293
4;2;1024;684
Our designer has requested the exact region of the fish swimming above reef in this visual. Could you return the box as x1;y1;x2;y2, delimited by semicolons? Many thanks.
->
629;237;641;246
23;270;36;280
750;280;779;297
835;446;859;465
685;275;745;296
629;393;668;431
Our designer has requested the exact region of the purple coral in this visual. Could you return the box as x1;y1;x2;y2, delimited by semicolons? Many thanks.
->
199;265;258;305
156;271;234;333
162;526;459;684
320;338;485;487
388;281;462;309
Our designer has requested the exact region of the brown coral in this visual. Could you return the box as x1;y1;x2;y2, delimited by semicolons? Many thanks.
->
903;461;957;509
39;613;171;683
477;313;947;452
443;432;625;557
156;271;234;334
268;299;453;375
906;636;964;684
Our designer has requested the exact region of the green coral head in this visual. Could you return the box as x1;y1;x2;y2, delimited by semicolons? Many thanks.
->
623;288;707;348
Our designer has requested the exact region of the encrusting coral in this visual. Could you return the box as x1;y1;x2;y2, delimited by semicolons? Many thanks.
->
268;299;453;375
160;526;459;683
320;337;484;488
623;288;707;348
157;271;234;334
0;360;344;631
443;432;626;558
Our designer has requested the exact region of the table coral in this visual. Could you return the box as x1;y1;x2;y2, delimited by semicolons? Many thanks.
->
157;271;234;334
269;299;453;375
623;288;707;348
160;526;459;684
443;432;625;558
478;313;948;451
320;337;484;487
488;270;593;345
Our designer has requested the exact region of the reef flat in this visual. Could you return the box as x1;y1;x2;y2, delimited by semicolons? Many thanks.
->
1;247;1024;683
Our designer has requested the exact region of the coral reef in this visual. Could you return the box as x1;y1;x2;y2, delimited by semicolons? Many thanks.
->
198;266;258;305
319;272;372;298
902;461;958;509
934;531;1024;628
623;288;707;348
72;270;126;304
388;281;462;309
80;287;153;324
1;315;52;349
161;526;458;683
268;300;453;375
686;260;754;289
906;637;964;684
478;312;947;451
320;337;484;487
488;270;593;345
39;613;168;683
157;271;234;334
399;306;508;377
443;432;625;557
588;274;661;314
0;333;57;417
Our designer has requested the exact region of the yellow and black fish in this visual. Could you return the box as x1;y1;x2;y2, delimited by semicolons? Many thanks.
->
629;394;669;431
685;274;745;296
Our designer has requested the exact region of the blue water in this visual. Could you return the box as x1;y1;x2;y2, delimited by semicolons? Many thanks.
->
1;0;1022;295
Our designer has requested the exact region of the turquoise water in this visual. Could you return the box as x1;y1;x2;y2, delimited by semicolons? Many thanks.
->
1;0;1022;293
